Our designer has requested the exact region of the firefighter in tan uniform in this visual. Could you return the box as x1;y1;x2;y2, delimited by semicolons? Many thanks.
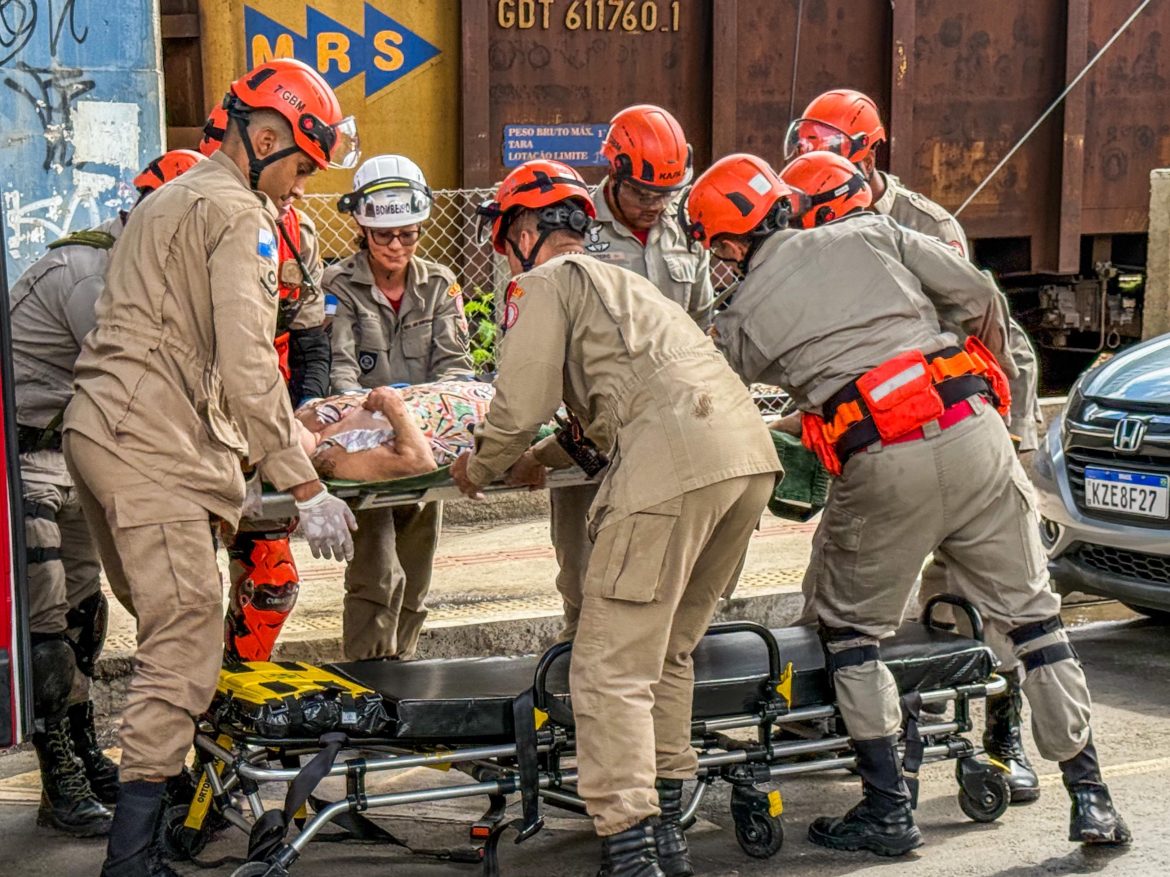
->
63;59;360;877
200;104;334;663
326;154;473;660
786;88;1044;801
452;160;779;877
11;152;204;837
690;151;1129;857
551;105;713;643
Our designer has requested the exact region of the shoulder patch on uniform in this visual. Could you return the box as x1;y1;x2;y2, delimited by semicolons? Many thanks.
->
504;300;520;330
258;227;277;260
447;281;462;298
358;351;378;374
508;283;524;301
585;224;610;253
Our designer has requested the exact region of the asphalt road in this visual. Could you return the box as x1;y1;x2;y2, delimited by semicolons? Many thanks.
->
2;610;1167;877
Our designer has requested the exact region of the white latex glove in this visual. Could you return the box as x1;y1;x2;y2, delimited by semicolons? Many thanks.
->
240;471;263;520
294;488;358;561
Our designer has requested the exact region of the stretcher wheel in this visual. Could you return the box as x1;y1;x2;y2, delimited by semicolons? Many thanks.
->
160;804;210;861
733;810;785;859
957;769;1010;823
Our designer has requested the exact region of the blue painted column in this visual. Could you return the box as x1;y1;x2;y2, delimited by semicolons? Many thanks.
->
1;0;164;279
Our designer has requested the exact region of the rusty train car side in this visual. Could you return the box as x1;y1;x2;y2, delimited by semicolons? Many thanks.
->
165;1;1169;354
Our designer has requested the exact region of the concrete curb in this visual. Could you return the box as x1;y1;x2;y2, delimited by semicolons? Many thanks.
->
90;588;807;730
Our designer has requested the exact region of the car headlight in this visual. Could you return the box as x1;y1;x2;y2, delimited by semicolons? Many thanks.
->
1060;372;1088;446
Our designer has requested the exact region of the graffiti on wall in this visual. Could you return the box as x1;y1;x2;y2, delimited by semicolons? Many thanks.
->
1;0;162;278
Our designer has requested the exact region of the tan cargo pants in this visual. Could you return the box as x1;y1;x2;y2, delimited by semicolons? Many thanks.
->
804;397;1091;760
64;432;224;782
571;473;773;836
343;501;440;660
548;482;599;641
22;452;103;704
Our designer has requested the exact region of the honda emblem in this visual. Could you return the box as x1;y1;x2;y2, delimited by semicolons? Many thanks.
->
1112;418;1148;453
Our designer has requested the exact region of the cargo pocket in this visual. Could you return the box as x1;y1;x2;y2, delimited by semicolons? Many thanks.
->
819;503;864;591
400;321;434;360
194;367;247;455
1009;465;1046;580
112;487;218;609
590;499;682;604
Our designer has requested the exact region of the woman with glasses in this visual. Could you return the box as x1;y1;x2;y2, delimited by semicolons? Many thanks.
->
324;154;473;662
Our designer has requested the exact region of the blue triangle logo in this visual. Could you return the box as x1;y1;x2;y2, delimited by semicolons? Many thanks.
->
358;4;441;97
243;3;442;99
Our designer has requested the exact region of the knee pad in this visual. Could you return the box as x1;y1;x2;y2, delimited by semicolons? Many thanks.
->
65;591;108;678
30;634;78;722
819;624;880;674
1008;616;1078;672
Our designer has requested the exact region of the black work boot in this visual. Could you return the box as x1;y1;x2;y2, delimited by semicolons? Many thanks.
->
1059;736;1131;845
653;779;694;877
67;701;120;806
983;677;1040;804
32;717;112;837
808;736;923;856
101;780;179;877
598;818;666;877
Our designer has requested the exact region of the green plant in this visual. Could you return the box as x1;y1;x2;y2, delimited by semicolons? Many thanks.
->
464;287;499;374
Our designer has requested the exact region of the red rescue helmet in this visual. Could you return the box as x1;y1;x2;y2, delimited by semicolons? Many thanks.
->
681;154;798;248
602;104;693;192
226;58;359;171
132;149;205;193
199;103;228;156
477;160;596;257
778;152;872;229
784;89;887;164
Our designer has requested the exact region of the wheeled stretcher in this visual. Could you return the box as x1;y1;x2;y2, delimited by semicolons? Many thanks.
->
165;596;1011;877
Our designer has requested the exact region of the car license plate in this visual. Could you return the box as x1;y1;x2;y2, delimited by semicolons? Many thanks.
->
1084;467;1170;519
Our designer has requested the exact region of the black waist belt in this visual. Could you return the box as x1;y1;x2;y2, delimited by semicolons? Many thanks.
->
17;424;64;454
822;348;993;468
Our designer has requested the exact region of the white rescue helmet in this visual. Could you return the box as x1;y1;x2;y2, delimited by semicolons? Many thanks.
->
338;154;432;228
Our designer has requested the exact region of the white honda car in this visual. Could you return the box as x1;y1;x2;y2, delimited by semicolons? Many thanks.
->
1031;335;1170;621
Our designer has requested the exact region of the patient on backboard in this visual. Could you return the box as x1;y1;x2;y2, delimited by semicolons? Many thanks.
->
296;381;496;482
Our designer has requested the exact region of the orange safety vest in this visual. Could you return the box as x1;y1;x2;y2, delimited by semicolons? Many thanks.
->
273;209;305;385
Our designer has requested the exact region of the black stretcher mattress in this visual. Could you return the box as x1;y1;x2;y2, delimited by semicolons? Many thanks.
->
326;623;997;743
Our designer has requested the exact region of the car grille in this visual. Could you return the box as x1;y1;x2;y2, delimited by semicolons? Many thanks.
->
1074;544;1170;582
1064;412;1170;530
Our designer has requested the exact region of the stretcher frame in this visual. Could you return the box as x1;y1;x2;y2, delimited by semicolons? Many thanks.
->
167;602;1013;877
258;467;593;519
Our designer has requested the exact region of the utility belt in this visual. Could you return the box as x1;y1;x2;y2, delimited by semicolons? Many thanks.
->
17;423;64;454
801;338;1011;476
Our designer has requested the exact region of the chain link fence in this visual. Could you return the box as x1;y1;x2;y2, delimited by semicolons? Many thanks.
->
298;190;785;411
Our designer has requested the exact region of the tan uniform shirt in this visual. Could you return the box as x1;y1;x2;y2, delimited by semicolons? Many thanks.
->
325;253;473;390
466;254;778;530
714;213;1011;410
64;150;317;526
583;180;714;327
11;215;125;486
873;172;1043;449
11;214;125;431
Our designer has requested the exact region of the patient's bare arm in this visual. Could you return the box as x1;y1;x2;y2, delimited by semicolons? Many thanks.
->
365;388;437;472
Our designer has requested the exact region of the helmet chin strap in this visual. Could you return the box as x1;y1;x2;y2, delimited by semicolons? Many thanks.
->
508;229;553;273
229;109;300;191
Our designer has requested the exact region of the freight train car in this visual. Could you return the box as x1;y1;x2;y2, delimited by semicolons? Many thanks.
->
163;0;1168;362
